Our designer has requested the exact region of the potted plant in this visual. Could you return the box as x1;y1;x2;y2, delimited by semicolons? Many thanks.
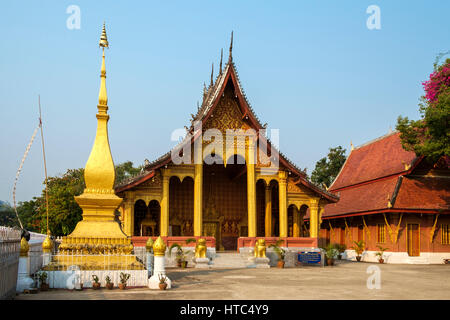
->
119;272;130;290
352;240;365;262
105;275;114;290
375;245;388;264
158;274;168;290
169;238;196;268
92;274;101;290
324;244;339;266
268;239;286;268
38;271;49;291
334;243;346;260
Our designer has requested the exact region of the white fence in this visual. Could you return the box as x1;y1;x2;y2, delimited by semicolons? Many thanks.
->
0;227;21;299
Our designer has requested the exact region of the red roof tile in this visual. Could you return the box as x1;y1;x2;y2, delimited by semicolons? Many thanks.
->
330;132;416;190
323;176;399;217
394;176;450;210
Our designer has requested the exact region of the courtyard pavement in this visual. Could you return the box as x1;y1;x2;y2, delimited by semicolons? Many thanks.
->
15;260;450;300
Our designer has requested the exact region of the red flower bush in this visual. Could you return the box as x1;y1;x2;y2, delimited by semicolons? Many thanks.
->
422;62;450;103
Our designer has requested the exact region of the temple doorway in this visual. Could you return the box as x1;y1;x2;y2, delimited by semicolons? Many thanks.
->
203;154;247;251
134;199;160;236
169;176;194;236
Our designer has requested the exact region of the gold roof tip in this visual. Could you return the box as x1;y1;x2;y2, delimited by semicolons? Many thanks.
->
99;22;109;48
350;141;354;151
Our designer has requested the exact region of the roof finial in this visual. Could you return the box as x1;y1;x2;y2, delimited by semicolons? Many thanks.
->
210;62;214;87
219;48;223;75
228;31;233;62
350;141;354;151
99;22;109;49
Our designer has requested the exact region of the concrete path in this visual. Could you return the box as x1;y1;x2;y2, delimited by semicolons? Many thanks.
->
16;261;450;300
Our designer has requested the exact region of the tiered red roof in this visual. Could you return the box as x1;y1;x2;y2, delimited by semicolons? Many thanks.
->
323;132;449;218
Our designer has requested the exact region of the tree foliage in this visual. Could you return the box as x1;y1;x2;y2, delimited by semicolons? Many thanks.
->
311;146;347;188
396;57;450;161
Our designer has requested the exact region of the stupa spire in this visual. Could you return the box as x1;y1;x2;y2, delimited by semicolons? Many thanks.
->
98;23;109;107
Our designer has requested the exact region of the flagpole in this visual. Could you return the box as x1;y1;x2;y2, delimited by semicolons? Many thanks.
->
38;95;50;235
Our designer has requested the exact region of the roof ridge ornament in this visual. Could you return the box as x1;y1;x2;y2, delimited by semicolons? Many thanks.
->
229;31;233;62
210;62;214;87
219;48;223;75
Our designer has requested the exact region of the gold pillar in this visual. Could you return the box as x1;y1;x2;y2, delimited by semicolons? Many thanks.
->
264;185;272;237
309;199;319;238
247;140;256;237
194;141;203;236
278;172;287;237
293;205;300;237
160;173;170;236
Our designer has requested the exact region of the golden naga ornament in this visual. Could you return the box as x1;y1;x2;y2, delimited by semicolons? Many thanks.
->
153;236;167;256
195;238;207;259
20;237;29;257
42;233;53;253
254;239;266;258
146;237;154;252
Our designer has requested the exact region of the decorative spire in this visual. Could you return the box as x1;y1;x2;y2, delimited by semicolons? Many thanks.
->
228;31;233;62
98;23;108;106
350;141;354;151
83;23;116;192
210;62;214;87
219;48;223;75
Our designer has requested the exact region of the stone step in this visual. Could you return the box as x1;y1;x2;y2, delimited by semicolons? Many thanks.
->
210;252;250;268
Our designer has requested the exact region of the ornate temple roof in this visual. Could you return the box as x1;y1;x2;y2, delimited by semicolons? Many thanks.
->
115;36;338;202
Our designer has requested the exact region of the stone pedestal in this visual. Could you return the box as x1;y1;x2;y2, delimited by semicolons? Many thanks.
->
255;257;270;268
16;256;34;293
194;257;210;269
148;255;171;289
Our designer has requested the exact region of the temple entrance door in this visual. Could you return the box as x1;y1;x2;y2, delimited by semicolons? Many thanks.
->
407;224;420;256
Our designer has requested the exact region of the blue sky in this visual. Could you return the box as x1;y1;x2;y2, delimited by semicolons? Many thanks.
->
1;1;449;203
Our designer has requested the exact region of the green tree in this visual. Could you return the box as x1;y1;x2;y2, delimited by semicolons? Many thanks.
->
115;161;143;185
311;146;347;188
396;57;450;161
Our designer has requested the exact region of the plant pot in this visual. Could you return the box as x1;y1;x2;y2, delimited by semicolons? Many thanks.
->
277;261;285;268
40;283;49;291
177;260;182;268
378;259;384;264
106;283;114;290
159;283;167;290
119;283;126;290
181;261;188;268
356;256;361;262
327;258;335;266
92;282;101;290
337;254;342;260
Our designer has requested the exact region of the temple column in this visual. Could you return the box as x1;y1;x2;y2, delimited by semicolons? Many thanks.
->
278;172;288;237
160;173;170;236
293;205;300;237
247;140;257;237
193;137;203;237
264;185;272;237
309;199;319;238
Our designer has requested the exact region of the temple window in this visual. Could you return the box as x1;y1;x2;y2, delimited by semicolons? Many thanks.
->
377;224;386;243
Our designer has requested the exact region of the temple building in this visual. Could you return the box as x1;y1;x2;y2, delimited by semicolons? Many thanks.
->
115;36;338;251
317;132;450;264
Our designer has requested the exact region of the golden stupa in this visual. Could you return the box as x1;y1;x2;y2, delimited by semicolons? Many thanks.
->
45;24;143;270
